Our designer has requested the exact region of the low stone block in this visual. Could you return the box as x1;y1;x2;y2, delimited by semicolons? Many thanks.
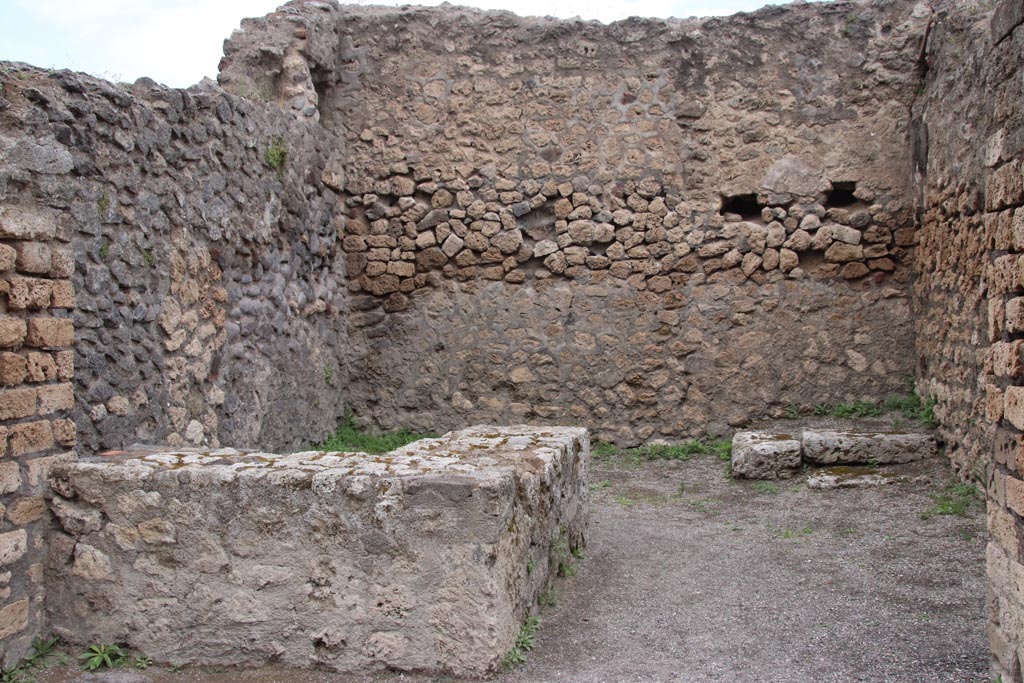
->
0;319;26;349
0;353;27;386
14;243;51;275
46;426;589;677
0;245;14;273
25;318;72;349
0;531;27;567
801;429;938;465
36;383;73;416
0;463;20;495
0;600;28;640
49;281;74;309
5;278;52;310
731;431;801;479
0;206;56;241
0;387;36;421
8;421;53;457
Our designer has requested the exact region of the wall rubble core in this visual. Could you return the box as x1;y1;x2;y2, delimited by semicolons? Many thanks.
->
45;426;588;676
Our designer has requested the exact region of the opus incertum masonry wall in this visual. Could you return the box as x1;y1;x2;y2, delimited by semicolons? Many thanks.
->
0;0;1021;678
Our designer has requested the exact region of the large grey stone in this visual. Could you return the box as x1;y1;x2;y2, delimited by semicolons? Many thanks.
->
731;431;802;479
46;426;589;678
801;429;937;465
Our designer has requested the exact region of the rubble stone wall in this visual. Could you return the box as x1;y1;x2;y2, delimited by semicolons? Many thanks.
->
218;0;931;442
914;0;1024;679
0;64;352;458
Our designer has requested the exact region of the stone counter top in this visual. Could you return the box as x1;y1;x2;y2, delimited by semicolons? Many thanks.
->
46;425;589;677
76;425;585;482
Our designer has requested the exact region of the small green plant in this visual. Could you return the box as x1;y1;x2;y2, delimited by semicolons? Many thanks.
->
537;590;557;607
1;635;61;683
315;413;433;454
265;137;288;170
96;193;110;217
809;389;938;427
143;250;155;267
780;526;814;539
133;654;152;670
590;479;612;491
612;494;636;507
688;498;715;513
98;241;110;260
323;364;333;384
921;481;980;519
552;528;580;577
783;402;801;419
526;557;535;576
592;438;730;462
78;643;125;671
752;481;779;494
501;615;541;670
591;440;619;459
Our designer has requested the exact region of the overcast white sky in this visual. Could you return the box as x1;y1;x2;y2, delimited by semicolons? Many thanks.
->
0;0;786;88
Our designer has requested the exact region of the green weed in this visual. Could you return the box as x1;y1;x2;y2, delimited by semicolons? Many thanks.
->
265;137;288;170
595;439;731;462
780;526;814;539
501;615;541;670
98;241;110;260
921;481;980;519
752;481;779;494
590;479;612;491
315;413;433;454
78;644;125;671
808;390;937;427
1;635;61;683
687;498;716;513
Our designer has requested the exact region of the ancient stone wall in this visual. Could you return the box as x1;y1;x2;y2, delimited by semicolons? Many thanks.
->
0;64;352;457
219;0;931;442
914;0;1024;679
2;0;1017;671
0;201;76;663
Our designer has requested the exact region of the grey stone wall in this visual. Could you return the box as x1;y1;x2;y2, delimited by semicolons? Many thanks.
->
0;64;352;456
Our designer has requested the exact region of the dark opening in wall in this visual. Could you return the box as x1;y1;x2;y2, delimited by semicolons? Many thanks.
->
826;182;858;207
720;193;761;220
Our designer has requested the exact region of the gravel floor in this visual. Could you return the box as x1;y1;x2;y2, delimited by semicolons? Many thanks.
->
37;448;988;683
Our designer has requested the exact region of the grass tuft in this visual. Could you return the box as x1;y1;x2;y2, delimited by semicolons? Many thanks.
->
315;414;433;454
920;481;980;520
592;438;731;463
501;615;541;670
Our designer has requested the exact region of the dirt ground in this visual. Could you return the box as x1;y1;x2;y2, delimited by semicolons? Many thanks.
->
37;426;988;683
